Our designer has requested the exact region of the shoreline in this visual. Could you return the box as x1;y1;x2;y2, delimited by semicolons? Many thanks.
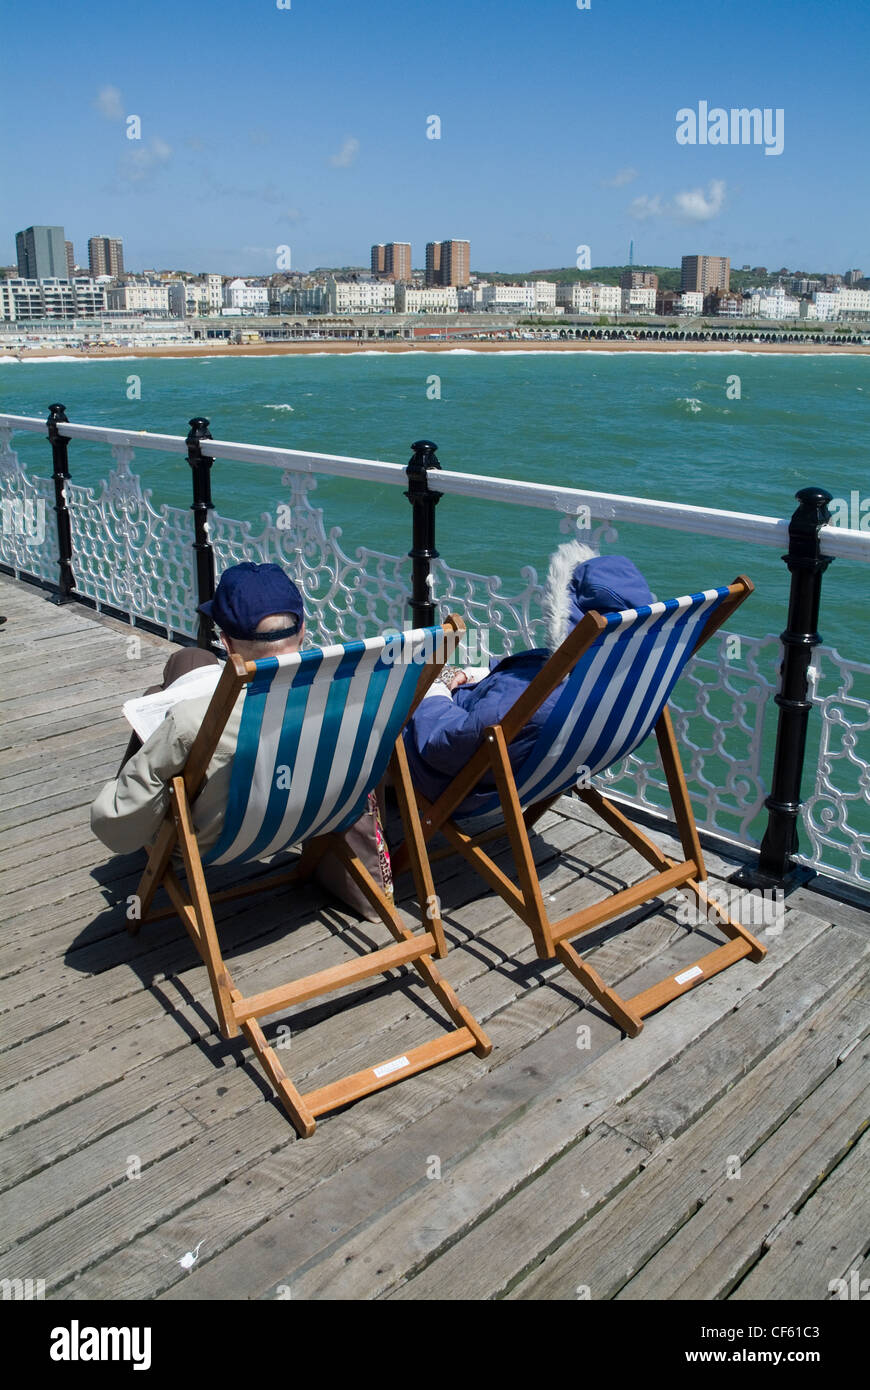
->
3;338;870;361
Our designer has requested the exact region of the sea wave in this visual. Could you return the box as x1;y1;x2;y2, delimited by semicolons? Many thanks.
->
262;403;295;410
1;354;140;364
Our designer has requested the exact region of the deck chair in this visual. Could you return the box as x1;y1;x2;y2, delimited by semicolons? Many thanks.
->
128;617;491;1137
393;578;766;1037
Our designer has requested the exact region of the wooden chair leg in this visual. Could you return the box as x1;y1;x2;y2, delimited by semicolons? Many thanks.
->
132;819;178;934
555;940;644;1037
390;739;447;957
655;707;707;878
486;726;555;957
170;777;238;1038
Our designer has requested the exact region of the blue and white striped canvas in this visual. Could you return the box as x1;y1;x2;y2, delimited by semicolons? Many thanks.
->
203;628;437;867
454;588;729;825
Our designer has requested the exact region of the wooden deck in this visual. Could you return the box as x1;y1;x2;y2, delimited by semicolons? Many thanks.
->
1;571;867;1303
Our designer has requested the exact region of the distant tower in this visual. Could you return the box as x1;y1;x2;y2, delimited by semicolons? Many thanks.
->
629;240;634;267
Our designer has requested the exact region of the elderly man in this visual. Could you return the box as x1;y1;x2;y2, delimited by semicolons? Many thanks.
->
91;561;389;917
404;541;654;817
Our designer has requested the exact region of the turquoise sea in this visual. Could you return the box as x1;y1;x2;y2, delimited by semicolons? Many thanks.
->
2;349;868;655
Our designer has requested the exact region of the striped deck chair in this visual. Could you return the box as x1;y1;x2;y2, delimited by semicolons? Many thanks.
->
130;617;491;1138
394;578;766;1037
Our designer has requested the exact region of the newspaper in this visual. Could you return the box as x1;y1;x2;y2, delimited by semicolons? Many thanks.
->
122;664;223;743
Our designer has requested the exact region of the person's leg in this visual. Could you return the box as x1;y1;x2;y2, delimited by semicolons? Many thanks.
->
118;647;219;772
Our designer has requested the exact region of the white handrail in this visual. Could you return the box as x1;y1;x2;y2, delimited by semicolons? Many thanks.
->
1;412;867;562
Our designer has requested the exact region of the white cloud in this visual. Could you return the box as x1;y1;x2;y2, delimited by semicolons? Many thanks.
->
95;85;124;121
629;193;663;221
602;167;638;188
121;137;172;182
329;136;360;168
672;179;727;221
628;180;726;223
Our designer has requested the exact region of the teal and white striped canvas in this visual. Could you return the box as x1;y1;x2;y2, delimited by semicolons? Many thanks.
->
203;627;437;867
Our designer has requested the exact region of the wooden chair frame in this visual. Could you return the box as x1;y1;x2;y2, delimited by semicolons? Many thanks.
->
393;578;766;1037
128;617;491;1137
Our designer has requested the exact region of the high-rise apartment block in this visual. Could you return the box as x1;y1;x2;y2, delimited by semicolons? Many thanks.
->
681;254;730;294
425;239;470;287
371;242;411;280
15;225;67;279
65;241;76;277
88;235;125;279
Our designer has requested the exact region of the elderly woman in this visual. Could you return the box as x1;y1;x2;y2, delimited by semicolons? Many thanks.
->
403;541;653;817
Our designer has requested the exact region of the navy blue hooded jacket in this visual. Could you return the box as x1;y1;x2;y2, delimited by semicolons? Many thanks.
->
403;549;654;817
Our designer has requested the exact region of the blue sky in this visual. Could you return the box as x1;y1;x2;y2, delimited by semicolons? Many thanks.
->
2;0;868;276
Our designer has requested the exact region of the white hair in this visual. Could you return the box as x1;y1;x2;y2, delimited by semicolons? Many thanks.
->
541;539;599;652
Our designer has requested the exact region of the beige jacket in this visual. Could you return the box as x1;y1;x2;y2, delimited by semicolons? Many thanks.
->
90;692;246;856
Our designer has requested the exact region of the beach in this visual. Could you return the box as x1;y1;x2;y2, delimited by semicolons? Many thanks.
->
5;336;870;361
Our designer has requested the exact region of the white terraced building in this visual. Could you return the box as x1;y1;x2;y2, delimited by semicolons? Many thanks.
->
106;281;171;314
622;285;657;314
556;282;623;314
745;285;801;319
326;278;395;314
394;285;459;313
808;287;870;320
223;279;269;313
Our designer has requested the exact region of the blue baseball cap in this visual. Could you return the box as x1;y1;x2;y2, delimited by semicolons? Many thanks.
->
568;555;653;624
198;562;305;641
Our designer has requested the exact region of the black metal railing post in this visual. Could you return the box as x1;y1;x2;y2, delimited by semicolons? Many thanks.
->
405;439;443;628
755;486;834;883
47;403;75;601
187;417;217;649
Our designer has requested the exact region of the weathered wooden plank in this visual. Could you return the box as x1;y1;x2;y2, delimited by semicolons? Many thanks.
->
730;1129;870;1302
0;1097;206;1253
616;1045;869;1299
380;926;868;1301
156;899;832;1302
58;875;687;1301
504;977;869;1301
0;824;615;1123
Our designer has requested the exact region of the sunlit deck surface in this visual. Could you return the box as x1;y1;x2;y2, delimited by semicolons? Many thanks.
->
1;571;868;1302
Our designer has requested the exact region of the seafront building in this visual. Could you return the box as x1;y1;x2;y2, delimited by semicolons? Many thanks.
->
15;225;67;279
425;240;471;287
744;285;801;320
0;277;107;320
88;236;125;279
805;287;870;320
65;241;76;278
681;254;730;294
106;280;170;314
327;277;395;313
223;278;269;313
556;282;622;314
371;243;412;281
394;285;459;313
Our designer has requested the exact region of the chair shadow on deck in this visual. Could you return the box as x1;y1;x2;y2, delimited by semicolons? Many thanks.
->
66;848;482;1127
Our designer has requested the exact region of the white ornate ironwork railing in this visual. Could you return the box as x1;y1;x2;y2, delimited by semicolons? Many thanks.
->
1;411;868;894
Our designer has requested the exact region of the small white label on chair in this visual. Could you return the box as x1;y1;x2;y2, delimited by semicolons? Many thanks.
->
675;965;704;985
374;1055;410;1079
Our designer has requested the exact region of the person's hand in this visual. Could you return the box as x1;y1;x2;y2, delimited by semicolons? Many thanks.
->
446;671;468;693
